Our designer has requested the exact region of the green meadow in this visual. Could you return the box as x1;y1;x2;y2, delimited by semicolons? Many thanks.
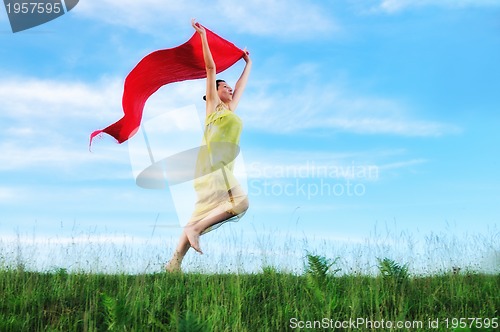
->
1;224;498;331
0;255;498;331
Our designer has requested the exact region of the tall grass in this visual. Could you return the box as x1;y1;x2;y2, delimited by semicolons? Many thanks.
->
0;224;498;330
0;258;498;331
1;222;498;275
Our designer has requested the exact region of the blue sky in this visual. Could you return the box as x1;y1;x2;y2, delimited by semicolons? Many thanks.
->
0;0;499;273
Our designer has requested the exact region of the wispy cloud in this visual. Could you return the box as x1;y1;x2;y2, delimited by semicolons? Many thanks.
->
0;186;21;203
0;141;124;172
0;68;453;181
0;76;206;174
244;147;424;180
0;76;121;173
241;66;460;136
215;0;338;39
372;0;500;13
75;0;194;35
75;0;337;39
0;76;121;121
377;159;427;171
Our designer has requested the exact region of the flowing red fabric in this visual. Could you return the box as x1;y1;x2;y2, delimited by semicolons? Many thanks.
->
90;27;244;146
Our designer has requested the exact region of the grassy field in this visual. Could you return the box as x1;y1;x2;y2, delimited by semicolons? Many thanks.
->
0;255;498;331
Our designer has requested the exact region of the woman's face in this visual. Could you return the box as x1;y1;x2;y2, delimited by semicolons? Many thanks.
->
217;82;233;102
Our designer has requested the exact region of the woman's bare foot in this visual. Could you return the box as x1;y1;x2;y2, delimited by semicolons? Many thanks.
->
183;225;203;254
165;258;182;273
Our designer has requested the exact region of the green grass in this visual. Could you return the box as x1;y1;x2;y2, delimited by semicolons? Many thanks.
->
0;258;498;331
1;225;498;330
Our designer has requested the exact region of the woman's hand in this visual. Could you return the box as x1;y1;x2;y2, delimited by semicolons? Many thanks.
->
191;19;206;36
242;48;251;64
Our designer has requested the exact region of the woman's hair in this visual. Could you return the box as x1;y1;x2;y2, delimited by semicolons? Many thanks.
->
215;79;226;89
203;79;226;101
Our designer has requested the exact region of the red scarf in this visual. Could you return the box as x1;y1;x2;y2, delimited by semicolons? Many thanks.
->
90;27;244;147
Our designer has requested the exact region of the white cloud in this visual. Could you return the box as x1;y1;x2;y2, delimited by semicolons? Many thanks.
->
0;187;21;203
244;148;423;180
240;69;460;137
0;140;124;172
0;76;207;175
0;77;122;121
0;233;167;246
378;158;427;171
215;0;338;38
0;68;458;183
0;76;205;127
75;0;192;35
0;76;128;174
74;0;337;39
374;0;500;13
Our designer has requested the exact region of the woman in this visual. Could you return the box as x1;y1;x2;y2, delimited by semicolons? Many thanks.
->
165;20;252;272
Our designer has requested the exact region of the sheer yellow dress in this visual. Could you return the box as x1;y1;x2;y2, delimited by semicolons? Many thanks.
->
187;103;248;234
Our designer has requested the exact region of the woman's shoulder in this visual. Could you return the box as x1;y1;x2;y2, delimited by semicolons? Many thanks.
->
206;103;231;116
205;103;236;123
216;102;231;112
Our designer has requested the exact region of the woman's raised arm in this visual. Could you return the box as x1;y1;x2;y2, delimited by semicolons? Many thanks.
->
229;50;252;111
192;19;218;112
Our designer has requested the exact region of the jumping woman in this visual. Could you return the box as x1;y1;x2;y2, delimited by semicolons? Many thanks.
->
165;20;252;272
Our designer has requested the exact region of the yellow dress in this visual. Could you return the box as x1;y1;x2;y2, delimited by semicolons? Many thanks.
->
188;103;248;234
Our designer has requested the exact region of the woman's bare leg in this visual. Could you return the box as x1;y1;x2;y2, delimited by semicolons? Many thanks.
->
165;209;232;272
183;210;235;254
184;196;249;254
166;195;248;271
165;232;190;272
165;208;234;271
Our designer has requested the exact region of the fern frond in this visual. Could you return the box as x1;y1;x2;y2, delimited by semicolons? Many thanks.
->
177;311;208;332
